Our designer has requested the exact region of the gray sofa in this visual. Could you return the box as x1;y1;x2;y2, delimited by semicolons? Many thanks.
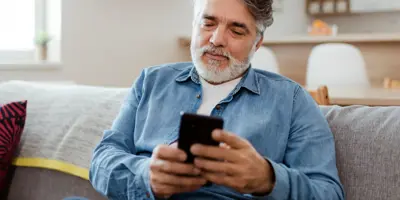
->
0;81;399;200
321;105;400;200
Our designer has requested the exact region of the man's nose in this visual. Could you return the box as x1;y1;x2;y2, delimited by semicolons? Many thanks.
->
209;27;227;47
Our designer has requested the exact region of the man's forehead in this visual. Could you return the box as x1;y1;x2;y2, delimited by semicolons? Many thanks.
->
195;0;256;26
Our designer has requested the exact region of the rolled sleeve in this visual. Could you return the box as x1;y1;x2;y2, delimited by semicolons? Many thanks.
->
248;158;290;200
89;70;157;200
135;159;156;199
248;86;344;200
264;159;290;200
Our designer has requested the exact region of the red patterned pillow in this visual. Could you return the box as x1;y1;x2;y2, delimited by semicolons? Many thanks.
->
0;100;27;191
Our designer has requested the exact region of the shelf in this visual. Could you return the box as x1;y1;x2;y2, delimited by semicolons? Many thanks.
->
179;33;400;46
306;0;351;16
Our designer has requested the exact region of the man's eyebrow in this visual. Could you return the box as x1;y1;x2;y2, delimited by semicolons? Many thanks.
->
232;22;250;33
202;14;217;21
201;14;251;34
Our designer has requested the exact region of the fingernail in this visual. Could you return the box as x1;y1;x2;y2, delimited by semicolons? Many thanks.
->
154;159;164;166
213;130;221;138
191;145;199;153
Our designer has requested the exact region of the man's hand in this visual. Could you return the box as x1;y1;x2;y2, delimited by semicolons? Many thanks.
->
149;144;207;198
190;129;275;195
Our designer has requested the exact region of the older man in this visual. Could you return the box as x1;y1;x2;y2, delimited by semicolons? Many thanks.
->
89;0;345;199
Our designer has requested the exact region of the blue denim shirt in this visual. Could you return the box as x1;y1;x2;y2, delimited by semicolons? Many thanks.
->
89;62;345;200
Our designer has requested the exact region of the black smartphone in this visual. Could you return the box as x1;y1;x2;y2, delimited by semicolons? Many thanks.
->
177;112;224;164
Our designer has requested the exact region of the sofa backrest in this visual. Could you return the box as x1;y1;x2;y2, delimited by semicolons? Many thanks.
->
0;80;130;171
1;81;400;200
320;105;400;200
0;81;129;200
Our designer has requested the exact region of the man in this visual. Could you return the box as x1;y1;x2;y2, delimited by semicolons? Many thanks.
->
89;0;345;199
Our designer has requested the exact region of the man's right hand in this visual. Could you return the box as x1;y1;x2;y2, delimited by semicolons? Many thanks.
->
149;144;207;198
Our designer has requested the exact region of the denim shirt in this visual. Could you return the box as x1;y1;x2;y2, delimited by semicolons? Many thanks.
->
89;62;345;200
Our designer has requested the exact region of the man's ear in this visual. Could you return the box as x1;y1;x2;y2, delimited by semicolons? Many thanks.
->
255;35;264;51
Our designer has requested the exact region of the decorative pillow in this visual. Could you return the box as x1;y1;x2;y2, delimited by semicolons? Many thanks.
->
0;100;27;192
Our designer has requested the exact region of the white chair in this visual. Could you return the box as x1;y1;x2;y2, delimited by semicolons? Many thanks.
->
251;46;279;73
306;43;370;88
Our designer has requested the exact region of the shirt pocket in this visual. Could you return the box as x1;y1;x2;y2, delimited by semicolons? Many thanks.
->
227;119;286;160
163;126;180;145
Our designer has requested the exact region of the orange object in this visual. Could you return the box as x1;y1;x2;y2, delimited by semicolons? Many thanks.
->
313;20;328;28
309;20;333;36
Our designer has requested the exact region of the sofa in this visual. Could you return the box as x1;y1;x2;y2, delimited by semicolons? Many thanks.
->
0;80;399;200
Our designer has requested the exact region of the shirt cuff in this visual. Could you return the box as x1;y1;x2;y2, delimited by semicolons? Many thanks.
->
266;158;290;200
249;158;290;200
135;159;157;200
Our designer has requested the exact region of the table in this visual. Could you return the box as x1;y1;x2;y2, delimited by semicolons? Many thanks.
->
327;88;400;106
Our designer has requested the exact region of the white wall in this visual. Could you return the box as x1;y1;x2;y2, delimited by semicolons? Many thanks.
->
2;0;311;87
266;0;310;37
61;0;198;87
2;0;194;87
1;0;400;87
317;12;400;34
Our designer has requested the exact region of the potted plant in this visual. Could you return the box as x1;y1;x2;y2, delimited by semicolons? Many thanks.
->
34;31;52;61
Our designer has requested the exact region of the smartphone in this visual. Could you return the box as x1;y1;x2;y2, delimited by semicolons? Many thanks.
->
177;112;224;164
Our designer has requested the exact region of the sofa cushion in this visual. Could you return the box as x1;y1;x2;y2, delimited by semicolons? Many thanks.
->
7;167;107;200
0;100;27;196
320;105;400;200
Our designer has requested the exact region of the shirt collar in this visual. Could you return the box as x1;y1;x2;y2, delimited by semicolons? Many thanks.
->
240;66;261;95
175;65;201;84
175;63;260;95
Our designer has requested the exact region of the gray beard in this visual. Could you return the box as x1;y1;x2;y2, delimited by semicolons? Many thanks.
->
190;43;256;84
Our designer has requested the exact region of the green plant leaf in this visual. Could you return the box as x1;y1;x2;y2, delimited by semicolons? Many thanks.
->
34;31;52;46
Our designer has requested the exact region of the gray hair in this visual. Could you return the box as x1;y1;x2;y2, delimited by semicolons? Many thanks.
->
243;0;274;35
193;0;274;35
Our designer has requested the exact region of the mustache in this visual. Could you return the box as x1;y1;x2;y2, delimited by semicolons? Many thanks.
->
199;45;231;59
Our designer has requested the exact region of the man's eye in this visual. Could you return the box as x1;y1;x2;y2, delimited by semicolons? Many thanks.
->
232;30;245;36
203;23;215;27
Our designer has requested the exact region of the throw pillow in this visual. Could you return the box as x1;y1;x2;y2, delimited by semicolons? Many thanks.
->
0;100;27;193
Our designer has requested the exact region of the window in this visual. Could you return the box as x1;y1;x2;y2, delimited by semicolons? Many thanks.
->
0;0;60;64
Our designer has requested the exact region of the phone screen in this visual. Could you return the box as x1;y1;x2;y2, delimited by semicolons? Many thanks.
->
177;113;224;163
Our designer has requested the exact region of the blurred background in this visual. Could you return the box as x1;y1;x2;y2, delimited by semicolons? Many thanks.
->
1;0;400;106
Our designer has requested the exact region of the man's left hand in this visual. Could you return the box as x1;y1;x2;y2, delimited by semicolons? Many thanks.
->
190;129;275;195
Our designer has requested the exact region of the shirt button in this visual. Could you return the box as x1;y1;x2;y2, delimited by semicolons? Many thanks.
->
146;192;150;198
196;94;201;99
215;105;221;110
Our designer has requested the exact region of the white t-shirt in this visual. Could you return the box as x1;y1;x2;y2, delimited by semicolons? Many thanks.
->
197;77;242;115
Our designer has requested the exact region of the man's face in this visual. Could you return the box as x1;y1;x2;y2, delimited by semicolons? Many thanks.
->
191;0;264;84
